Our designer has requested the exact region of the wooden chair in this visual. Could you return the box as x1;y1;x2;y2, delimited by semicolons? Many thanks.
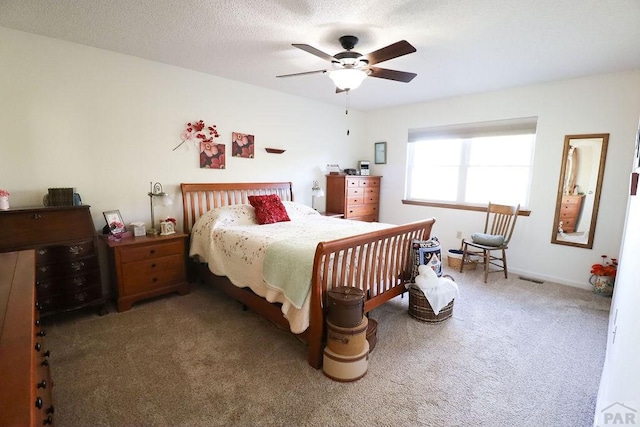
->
460;202;520;283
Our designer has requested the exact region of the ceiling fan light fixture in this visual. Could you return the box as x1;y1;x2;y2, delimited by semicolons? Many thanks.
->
328;68;368;90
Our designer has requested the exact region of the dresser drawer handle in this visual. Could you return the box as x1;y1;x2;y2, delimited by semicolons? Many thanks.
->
71;261;85;271
43;350;50;358
32;213;43;220
151;263;157;268
46;406;55;415
35;397;43;409
41;359;49;367
35;342;41;352
72;276;87;286
152;277;158;283
150;249;156;255
44;416;53;425
38;248;48;256
37;380;47;389
69;245;82;255
38;330;46;337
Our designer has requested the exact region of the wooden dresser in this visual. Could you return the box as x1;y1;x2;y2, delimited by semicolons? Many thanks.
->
325;175;381;222
0;206;105;316
559;195;584;233
101;233;190;312
0;250;55;426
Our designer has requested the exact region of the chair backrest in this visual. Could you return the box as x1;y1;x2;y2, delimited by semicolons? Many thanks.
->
484;202;520;246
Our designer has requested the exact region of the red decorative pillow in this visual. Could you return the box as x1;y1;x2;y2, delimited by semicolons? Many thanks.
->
248;194;291;225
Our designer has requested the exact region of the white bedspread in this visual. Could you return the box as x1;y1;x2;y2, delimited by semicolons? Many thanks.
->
189;202;390;333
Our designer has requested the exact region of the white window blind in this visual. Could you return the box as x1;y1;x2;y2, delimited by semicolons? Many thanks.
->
405;117;537;207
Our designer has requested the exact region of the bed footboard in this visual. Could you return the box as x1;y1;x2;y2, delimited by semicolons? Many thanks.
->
306;218;435;368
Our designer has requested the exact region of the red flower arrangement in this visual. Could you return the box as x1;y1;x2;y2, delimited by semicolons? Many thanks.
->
591;255;618;278
173;120;220;151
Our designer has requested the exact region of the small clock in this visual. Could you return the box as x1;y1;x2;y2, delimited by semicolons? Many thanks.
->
160;221;176;235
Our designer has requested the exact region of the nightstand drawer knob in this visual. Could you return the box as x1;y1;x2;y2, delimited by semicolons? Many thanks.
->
151;263;157;268
43;416;53;425
35;397;43;409
43;350;51;357
35;342;41;352
37;380;47;389
150;249;156;255
38;330;46;337
46;406;55;415
152;277;158;282
41;359;49;367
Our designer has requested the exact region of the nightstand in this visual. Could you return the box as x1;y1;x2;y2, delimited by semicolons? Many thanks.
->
101;233;190;312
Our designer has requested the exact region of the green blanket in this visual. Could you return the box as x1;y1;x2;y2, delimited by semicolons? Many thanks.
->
262;223;388;309
263;237;318;309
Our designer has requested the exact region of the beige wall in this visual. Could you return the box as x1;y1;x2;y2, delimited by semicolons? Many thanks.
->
2;26;639;288
0;27;368;231
365;71;640;288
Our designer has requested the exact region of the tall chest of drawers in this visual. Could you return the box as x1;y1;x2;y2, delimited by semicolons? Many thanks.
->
559;195;585;233
0;250;55;426
325;175;381;222
0;206;105;316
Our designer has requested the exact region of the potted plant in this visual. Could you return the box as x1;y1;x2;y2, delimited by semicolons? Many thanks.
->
590;255;617;296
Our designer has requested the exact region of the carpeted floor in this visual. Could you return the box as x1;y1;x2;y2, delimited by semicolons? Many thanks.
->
44;268;611;426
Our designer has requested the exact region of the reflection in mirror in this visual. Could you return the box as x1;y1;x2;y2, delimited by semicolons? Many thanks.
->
551;134;609;248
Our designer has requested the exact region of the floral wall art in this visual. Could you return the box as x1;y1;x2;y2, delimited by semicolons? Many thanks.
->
232;132;254;158
174;120;225;169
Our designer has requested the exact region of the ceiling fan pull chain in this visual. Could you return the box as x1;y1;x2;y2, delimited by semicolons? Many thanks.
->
346;91;350;136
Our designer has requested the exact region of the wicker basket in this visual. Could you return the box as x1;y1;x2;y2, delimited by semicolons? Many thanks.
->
447;251;477;270
408;285;454;323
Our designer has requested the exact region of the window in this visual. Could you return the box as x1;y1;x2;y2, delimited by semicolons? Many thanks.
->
405;117;537;208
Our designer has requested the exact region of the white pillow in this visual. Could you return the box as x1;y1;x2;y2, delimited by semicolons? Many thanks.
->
282;201;321;219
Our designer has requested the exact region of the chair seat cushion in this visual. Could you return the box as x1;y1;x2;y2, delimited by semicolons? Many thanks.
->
471;233;505;247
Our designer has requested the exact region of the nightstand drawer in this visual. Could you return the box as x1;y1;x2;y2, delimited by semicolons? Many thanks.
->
121;254;186;296
120;240;184;263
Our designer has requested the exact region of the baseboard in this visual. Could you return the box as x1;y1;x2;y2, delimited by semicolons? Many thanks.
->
508;267;592;291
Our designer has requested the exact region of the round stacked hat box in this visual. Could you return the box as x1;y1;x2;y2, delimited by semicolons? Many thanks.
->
323;287;370;382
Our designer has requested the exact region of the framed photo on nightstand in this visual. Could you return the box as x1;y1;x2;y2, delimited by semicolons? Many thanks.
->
103;210;125;234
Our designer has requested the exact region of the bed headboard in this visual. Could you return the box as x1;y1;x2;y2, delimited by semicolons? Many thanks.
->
180;182;294;233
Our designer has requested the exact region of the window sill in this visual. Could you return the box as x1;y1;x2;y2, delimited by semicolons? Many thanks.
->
401;199;531;217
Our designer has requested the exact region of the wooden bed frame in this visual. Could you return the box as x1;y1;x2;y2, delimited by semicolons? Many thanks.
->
180;182;435;369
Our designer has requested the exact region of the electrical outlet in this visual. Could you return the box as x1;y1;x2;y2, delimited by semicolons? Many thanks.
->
456;231;462;239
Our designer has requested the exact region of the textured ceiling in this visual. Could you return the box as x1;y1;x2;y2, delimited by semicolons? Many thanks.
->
1;0;639;111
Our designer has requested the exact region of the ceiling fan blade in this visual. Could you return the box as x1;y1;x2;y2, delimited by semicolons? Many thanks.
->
366;40;416;65
292;44;336;62
276;69;327;78
369;67;417;83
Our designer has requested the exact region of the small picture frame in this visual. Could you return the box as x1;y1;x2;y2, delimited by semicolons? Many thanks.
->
160;221;176;236
375;142;387;164
103;210;125;234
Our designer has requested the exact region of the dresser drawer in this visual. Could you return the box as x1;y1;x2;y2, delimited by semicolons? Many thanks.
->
346;195;365;205
120;240;184;263
36;240;95;265
67;285;103;307
120;254;186;296
0;207;95;251
345;205;378;218
36;256;99;280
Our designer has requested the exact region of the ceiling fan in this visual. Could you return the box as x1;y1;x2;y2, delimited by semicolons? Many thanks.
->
277;35;417;92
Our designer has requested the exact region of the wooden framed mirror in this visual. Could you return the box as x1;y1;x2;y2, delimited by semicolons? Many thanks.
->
551;133;609;248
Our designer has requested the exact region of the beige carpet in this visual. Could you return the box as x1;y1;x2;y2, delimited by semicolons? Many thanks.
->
44;268;611;426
